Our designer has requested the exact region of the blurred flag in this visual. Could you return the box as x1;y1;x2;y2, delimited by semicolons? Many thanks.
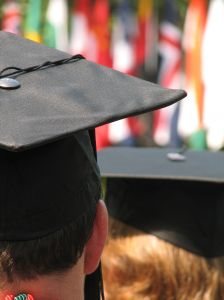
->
202;0;224;150
43;0;68;51
96;125;110;151
96;117;144;150
96;0;143;149
1;0;21;34
23;0;42;42
96;119;137;150
135;0;158;79
153;0;182;147
111;0;136;74
135;0;153;72
70;0;91;56
92;0;117;149
89;0;112;66
178;0;207;149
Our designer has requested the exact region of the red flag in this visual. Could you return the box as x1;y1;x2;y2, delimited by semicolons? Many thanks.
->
89;0;112;67
1;0;21;35
96;124;110;150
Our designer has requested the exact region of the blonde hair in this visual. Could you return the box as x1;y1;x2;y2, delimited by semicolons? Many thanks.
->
102;219;224;300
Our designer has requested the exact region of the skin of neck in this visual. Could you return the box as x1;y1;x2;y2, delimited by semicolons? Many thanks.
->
0;254;85;300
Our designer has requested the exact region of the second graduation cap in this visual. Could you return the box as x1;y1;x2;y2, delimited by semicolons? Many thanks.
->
98;147;224;258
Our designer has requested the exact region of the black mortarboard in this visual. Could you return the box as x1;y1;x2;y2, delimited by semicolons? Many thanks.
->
0;31;186;298
98;147;224;258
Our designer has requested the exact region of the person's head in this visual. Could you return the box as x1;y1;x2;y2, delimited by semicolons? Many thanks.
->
0;133;108;300
98;147;224;300
0;200;108;300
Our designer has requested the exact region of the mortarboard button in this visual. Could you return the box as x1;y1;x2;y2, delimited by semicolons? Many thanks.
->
0;77;20;90
167;152;186;161
167;146;187;162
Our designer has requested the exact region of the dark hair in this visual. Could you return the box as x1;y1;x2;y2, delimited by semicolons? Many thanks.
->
0;199;98;282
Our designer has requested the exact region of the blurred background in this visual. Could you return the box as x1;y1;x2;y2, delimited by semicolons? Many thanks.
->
0;0;222;152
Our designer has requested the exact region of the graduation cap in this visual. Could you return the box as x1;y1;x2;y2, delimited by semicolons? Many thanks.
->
98;147;224;258
0;31;186;298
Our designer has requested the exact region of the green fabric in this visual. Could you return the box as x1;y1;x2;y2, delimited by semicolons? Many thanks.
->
188;128;207;150
24;0;42;42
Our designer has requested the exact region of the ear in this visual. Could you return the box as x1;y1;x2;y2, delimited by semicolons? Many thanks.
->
84;200;108;275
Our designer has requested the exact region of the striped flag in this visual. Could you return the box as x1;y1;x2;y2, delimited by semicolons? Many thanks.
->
153;0;182;146
178;0;207;149
96;0;143;149
202;0;224;150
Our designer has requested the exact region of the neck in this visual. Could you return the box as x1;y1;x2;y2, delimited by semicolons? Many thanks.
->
0;258;85;300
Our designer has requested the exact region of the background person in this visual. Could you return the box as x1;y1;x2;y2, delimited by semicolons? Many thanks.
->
98;147;224;300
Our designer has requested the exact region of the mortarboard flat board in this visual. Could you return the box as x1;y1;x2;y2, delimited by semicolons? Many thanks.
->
0;31;186;152
98;147;224;258
0;31;186;299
